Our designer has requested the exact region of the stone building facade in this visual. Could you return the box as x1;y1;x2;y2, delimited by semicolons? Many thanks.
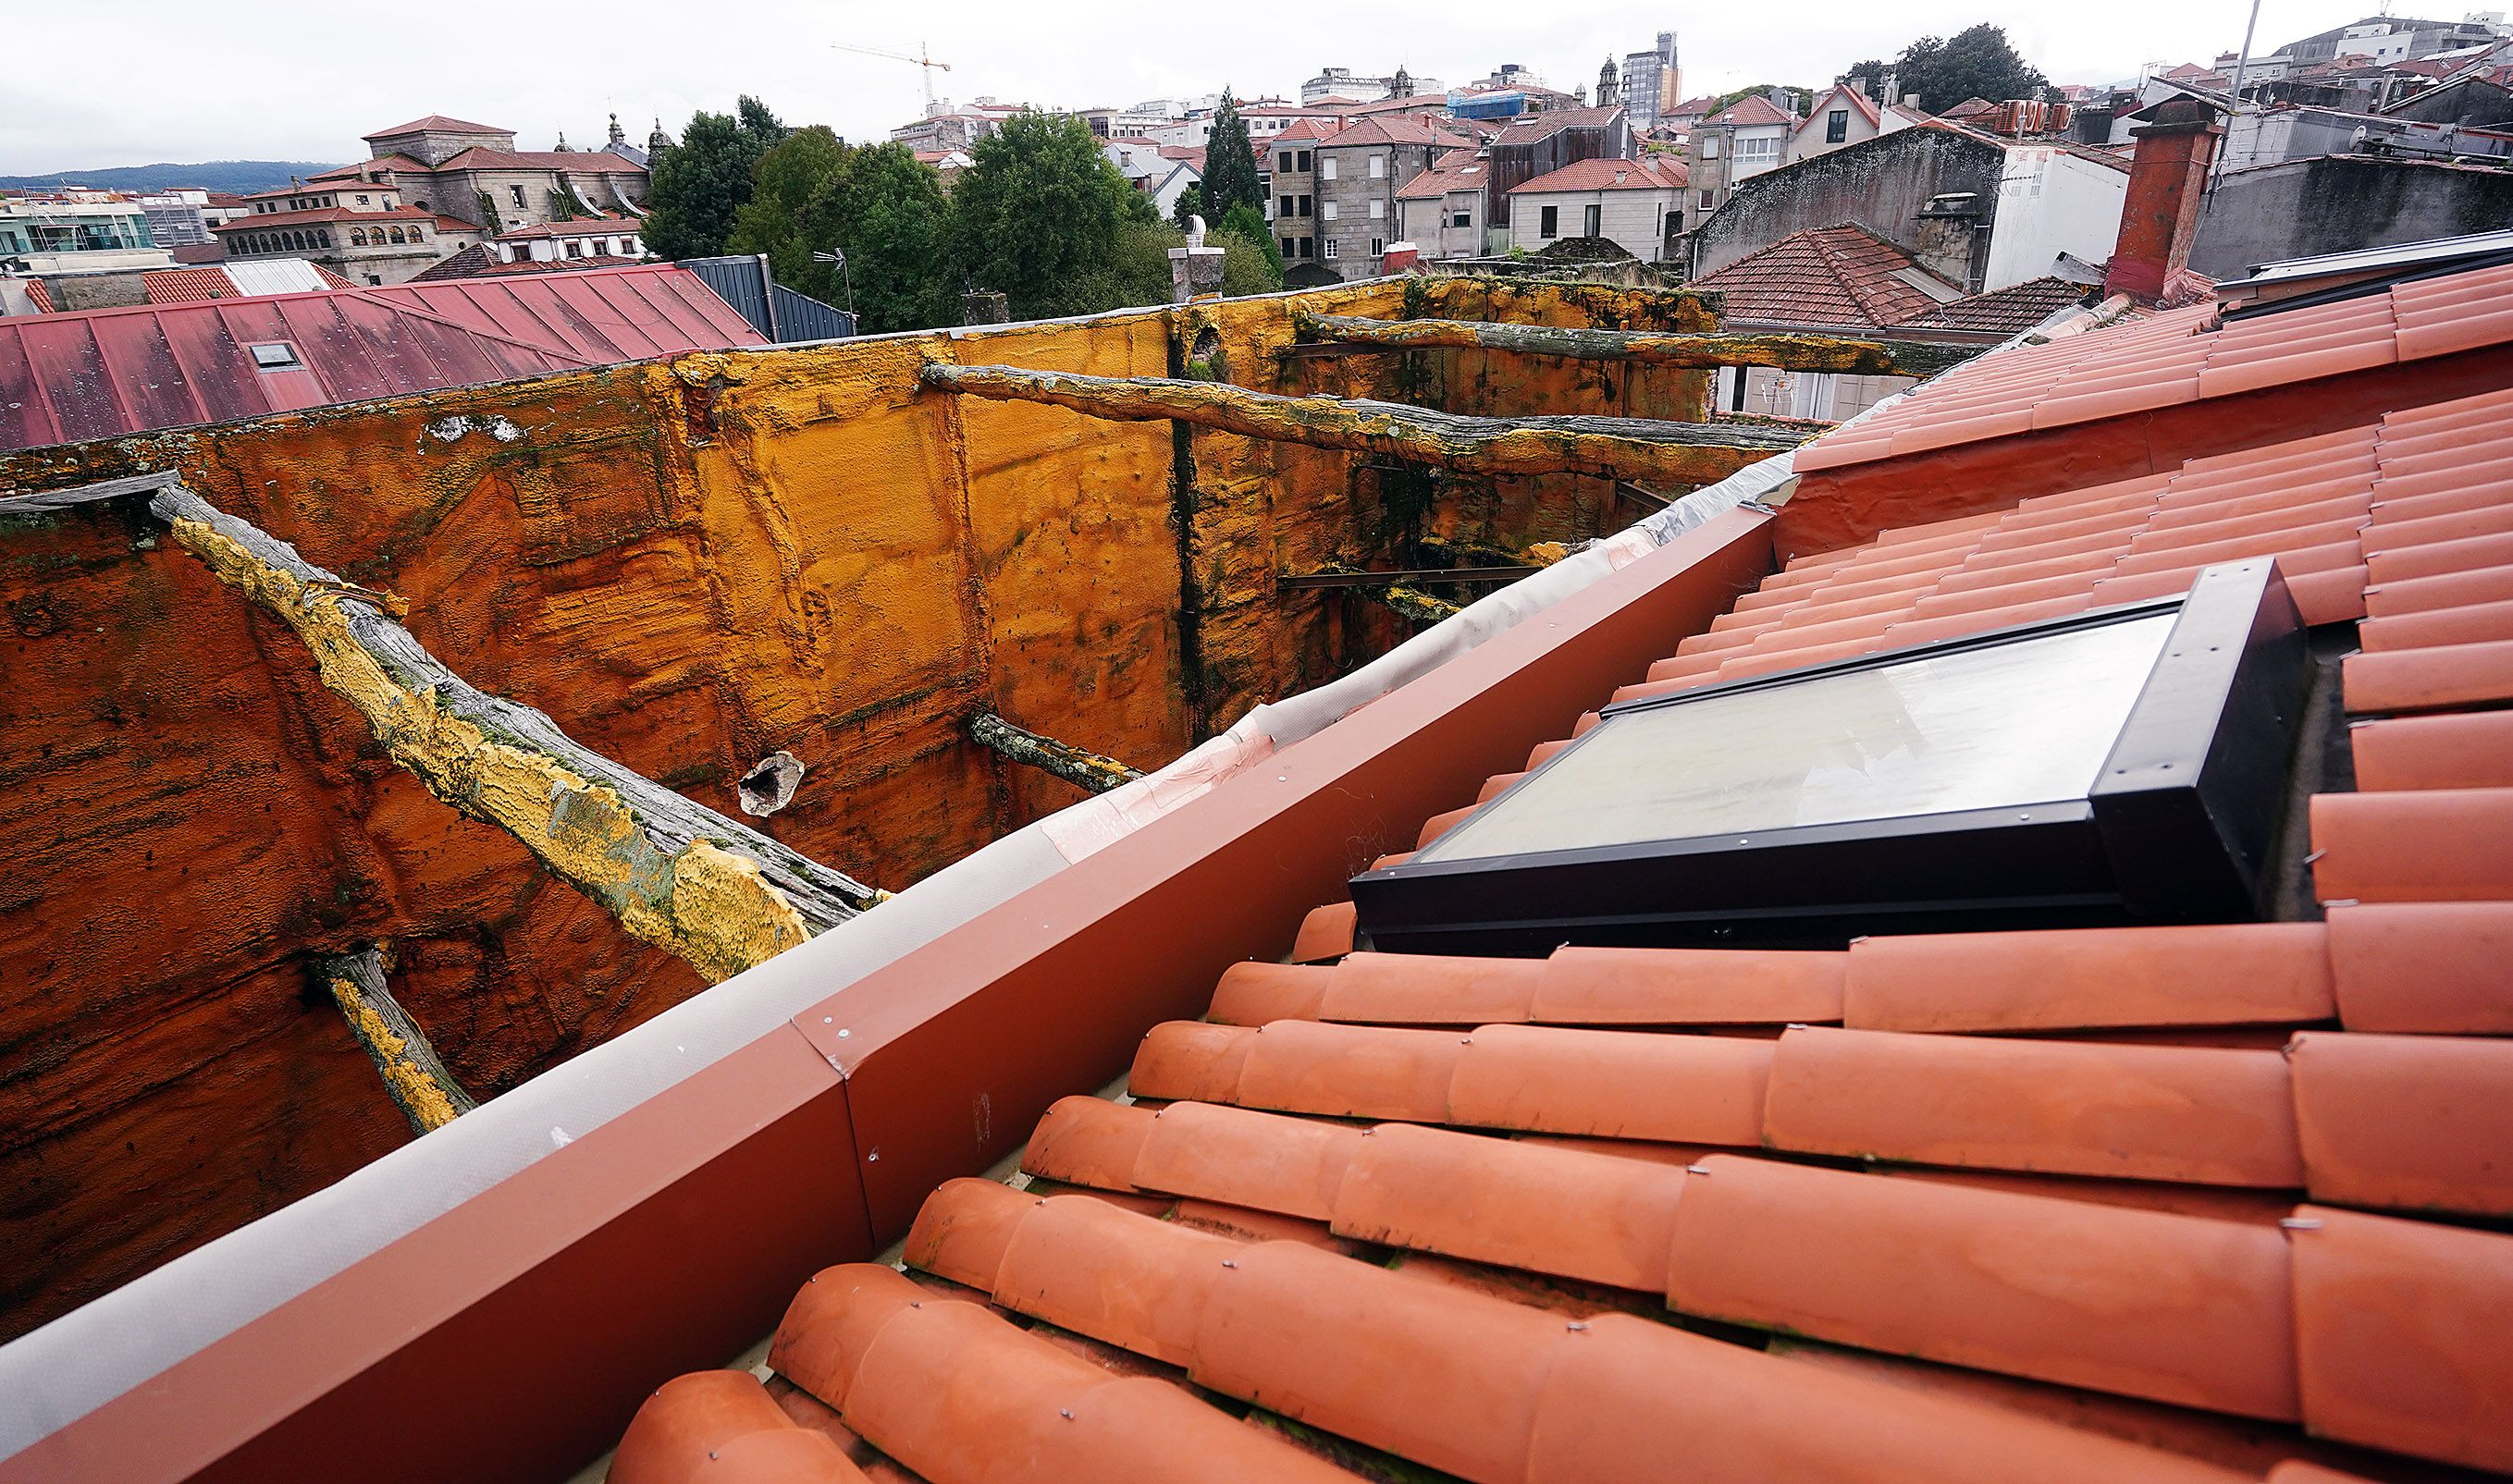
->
304;115;649;236
1315;116;1472;275
1267;118;1332;263
215;178;482;286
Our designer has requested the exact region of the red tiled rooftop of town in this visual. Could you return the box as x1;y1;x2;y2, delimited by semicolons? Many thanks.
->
609;255;2513;1484
1507;156;1688;194
1688;224;1957;330
1393;154;1488;200
366;114;511;137
1704;95;1796;129
1897;275;2100;335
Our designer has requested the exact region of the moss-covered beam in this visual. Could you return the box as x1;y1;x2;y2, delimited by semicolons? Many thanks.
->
318;947;476;1135
151;485;880;984
970;712;1143;795
919;362;1805;487
1291;311;1981;377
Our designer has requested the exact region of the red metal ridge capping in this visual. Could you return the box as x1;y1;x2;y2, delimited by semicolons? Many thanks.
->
0;507;1773;1484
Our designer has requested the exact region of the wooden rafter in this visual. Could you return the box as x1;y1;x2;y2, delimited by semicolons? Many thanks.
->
149;484;880;984
970;712;1142;795
918;362;1805;487
318;947;477;1135
1287;312;1983;377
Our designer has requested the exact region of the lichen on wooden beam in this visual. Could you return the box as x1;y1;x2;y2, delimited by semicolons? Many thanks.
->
1289;311;1980;377
318;947;476;1134
970;711;1142;795
918;362;1805;487
150;486;880;984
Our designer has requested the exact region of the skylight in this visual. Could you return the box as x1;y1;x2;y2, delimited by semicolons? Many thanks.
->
1353;560;2309;954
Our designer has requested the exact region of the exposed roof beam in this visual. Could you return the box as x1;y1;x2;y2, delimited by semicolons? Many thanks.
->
969;712;1142;795
148;483;881;984
1287;311;1979;376
918;362;1805;486
1276;564;1540;592
318;947;476;1135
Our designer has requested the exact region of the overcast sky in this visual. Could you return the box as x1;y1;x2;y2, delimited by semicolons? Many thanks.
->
2;0;2405;172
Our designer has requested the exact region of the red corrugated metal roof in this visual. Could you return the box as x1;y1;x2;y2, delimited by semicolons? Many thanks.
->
0;291;587;451
366;264;764;365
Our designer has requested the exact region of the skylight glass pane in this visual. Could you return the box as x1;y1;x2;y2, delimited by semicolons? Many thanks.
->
1418;613;2175;864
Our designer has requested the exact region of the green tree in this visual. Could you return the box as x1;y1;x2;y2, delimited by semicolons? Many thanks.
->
1888;26;2049;113
947;111;1145;318
840;143;954;332
644;95;788;260
1217;202;1282;280
1839;60;1888;100
1213;227;1281;296
1201;92;1264;215
1170;180;1209;230
728;126;856;300
1068;220;1185;311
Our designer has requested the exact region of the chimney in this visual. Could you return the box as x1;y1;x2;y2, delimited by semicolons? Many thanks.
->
2102;96;2222;303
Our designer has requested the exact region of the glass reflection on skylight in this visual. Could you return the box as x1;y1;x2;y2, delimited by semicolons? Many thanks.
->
1416;613;2176;864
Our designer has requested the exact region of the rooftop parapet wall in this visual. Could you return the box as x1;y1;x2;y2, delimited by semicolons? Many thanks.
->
0;277;1718;1338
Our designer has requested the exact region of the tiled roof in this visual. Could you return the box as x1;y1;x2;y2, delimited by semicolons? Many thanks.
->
1796;263;2513;480
1508;156;1688;194
429;148;647;173
1318;116;1474;149
1492;105;1625;145
1393;154;1488;200
1895;275;2100;334
137;267;243;306
366;115;510;137
1688;224;1957;330
1270;117;1335;143
615;273;2513;1484
1705;95;1795;129
1941;96;2001;118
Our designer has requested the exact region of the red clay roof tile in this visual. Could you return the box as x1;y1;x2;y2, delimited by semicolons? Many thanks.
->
612;1370;871;1484
2288;1031;2513;1219
2326;902;2513;1035
2288;1206;2513;1472
1663;1155;2303;1418
1842;924;2334;1032
2342;637;2513;713
2349;710;2513;791
2310;789;2513;902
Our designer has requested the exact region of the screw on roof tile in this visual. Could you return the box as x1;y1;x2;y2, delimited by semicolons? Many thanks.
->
1685;1163;1713;1176
1060;1408;1075;1420
1785;1023;1810;1031
867;1147;881;1162
1222;1259;1238;1269
837;1027;852;1038
1566;1320;1590;1331
822;1015;833;1024
2280;1217;2325;1231
1460;1036;1473;1044
910;1300;921;1308
2303;849;2328;865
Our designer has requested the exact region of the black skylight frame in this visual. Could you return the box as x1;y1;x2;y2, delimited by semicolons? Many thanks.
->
1349;559;2309;955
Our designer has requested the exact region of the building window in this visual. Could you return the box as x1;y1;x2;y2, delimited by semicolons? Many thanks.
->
356;194;370;206
1702;135;1719;158
510;185;525;208
1367;153;1385;178
1583;203;1602;236
350;228;366;246
248;342;302;371
1450;207;1472;227
1279;153;1293;171
1297;150;1312;170
365;275;382;286
1324;238;1339;257
566;240;583;258
1282;236;1297;256
1300;237;1313;258
1701;189;1715;208
1540;204;1558;238
1321;157;1337;180
1323;201;1338;220
1279;194;1294;216
1368;199;1383;219
1298;193;1312;215
1369;237;1384;255
1827;109;1849;143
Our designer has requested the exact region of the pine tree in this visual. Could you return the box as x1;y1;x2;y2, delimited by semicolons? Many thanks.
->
1201;91;1264;215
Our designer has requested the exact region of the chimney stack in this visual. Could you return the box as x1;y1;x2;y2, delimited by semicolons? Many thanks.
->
2103;96;2222;303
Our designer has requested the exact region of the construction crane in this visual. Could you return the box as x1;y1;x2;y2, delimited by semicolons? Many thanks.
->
832;40;952;113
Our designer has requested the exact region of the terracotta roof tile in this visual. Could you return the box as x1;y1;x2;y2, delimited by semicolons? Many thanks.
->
1689;224;1957;331
2288;1031;2513;1218
2348;710;2513;791
613;1370;871;1484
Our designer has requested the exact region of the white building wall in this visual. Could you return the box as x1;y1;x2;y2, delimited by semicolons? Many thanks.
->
1505;189;1681;260
1980;149;2128;290
1730;125;1791;179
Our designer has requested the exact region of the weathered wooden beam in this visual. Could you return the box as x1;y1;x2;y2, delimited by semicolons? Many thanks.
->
1288;312;1982;377
317;947;477;1135
970;712;1142;795
1615;480;1674;512
1277;564;1539;592
919;362;1805;487
150;485;880;984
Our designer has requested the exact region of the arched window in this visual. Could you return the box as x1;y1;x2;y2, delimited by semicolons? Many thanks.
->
318;230;332;248
413;199;429;212
388;226;406;243
351;228;367;247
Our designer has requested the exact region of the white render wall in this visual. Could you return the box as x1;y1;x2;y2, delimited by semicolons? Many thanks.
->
1505;188;1681;261
1981;149;2128;290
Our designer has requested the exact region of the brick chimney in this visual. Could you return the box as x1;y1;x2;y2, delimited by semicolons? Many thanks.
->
2103;96;2222;302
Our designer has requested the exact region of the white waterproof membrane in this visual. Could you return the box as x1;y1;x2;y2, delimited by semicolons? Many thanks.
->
1417;612;2176;863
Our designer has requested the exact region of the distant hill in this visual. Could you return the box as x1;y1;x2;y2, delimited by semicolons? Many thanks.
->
0;161;344;195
